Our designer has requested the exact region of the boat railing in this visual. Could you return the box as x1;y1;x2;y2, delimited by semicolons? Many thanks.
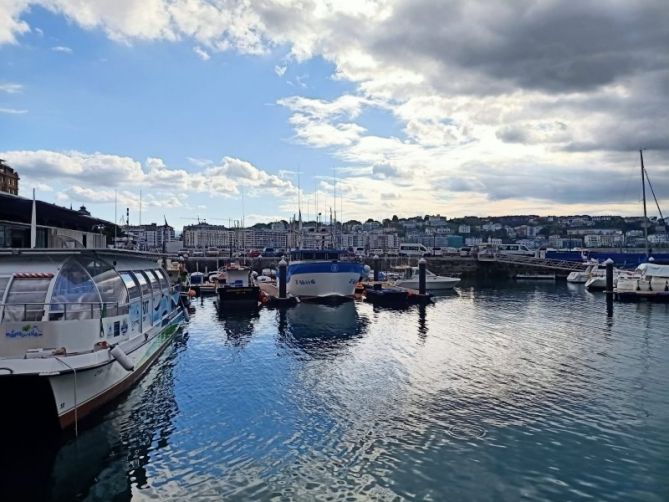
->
1;301;131;323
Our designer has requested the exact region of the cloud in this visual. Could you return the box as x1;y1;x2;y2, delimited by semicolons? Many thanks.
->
0;149;296;202
274;65;287;77
193;45;210;60
0;83;23;94
0;107;27;114
51;45;72;53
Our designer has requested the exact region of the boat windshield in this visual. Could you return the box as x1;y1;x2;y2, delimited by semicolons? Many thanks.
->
3;276;52;322
50;260;101;320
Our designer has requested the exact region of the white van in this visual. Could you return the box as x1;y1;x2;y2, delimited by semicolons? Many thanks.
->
399;243;429;257
496;243;534;256
353;247;367;257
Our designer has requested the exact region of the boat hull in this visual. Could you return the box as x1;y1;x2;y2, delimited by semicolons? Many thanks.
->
394;278;460;291
287;261;364;299
54;313;184;429
217;286;260;305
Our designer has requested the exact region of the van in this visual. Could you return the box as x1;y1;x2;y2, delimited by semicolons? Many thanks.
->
430;247;444;256
399;243;429;257
496;243;534;256
459;246;472;257
353;247;366;257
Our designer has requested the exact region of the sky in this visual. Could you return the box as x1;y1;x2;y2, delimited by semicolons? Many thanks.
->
1;0;668;229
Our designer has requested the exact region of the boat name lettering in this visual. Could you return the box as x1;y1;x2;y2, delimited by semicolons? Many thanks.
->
297;279;316;285
5;324;43;338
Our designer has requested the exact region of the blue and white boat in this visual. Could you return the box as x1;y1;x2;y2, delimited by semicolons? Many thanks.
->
286;249;364;300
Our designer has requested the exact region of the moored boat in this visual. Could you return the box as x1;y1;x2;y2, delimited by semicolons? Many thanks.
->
0;249;187;432
285;249;364;300
393;266;460;291
216;263;260;305
615;262;669;302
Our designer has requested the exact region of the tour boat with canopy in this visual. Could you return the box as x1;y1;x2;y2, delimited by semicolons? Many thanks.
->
0;248;187;433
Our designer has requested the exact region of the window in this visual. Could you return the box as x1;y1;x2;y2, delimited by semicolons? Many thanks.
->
154;269;169;290
120;272;141;300
135;271;152;296
50;260;100;320
4;277;52;321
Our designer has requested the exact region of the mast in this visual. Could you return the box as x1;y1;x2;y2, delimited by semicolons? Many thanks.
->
640;149;649;258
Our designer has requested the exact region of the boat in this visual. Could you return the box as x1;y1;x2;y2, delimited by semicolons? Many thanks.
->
615;262;669;302
392;266;460;291
567;261;603;283
612;150;667;300
0;248;187;432
216;263;260;305
514;273;556;280
285;249;365;300
364;284;410;306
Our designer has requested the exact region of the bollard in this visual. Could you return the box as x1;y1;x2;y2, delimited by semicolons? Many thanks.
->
278;257;287;299
605;258;614;316
605;258;614;293
373;255;380;282
418;257;427;295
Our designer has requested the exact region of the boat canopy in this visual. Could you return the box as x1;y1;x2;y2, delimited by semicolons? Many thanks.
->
0;250;170;322
638;263;669;278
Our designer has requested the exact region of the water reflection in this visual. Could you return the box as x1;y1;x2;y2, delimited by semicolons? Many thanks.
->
0;337;186;501
277;301;369;356
217;305;260;347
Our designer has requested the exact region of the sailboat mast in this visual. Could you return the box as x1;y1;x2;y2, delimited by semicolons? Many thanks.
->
640;149;649;258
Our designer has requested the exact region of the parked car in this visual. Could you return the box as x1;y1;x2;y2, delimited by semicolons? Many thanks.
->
459;246;472;257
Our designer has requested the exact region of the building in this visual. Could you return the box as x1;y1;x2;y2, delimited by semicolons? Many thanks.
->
0;192;113;248
183;223;230;249
458;224;471;234
124;223;176;251
0;160;19;195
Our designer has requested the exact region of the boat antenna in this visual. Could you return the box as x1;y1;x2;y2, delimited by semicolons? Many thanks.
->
139;189;142;226
114;189;117;247
30;188;37;248
640;149;649;258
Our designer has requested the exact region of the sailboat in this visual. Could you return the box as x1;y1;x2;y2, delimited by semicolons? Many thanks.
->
614;150;669;301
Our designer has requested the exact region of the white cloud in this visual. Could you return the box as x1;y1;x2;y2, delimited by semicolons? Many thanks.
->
51;45;72;53
0;82;23;93
193;45;210;60
274;65;287;77
0;107;27;114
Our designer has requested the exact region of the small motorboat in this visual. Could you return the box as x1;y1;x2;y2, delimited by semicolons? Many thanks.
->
216;263;260;305
392;266;459;291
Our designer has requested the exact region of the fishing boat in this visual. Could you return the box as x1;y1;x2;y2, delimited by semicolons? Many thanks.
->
285;249;364;300
216;263;260;305
393;266;460;291
0;248;187;433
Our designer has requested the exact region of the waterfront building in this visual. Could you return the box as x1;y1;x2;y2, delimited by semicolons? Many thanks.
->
125;223;176;251
183;222;230;249
458;224;471;234
0;192;111;248
0;160;19;195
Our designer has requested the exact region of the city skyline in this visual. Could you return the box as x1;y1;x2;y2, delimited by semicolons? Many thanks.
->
1;1;668;227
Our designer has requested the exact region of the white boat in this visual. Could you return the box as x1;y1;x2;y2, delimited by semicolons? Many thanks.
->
285;250;364;300
514;273;555;280
0;249;187;432
393;266;460;291
567;261;603;283
615;262;669;302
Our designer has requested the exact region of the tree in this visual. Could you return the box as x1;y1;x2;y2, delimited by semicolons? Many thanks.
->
392;215;399;222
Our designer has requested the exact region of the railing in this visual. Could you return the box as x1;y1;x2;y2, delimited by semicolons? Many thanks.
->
0;302;131;323
476;252;589;272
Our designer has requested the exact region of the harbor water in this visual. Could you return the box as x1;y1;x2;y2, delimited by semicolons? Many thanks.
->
3;280;668;500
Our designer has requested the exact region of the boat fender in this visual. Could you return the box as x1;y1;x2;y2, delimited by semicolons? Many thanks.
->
110;346;134;371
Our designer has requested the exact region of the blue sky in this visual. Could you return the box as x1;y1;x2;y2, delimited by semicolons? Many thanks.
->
1;1;668;228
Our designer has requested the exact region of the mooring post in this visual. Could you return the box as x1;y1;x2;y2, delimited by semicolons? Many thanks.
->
279;257;287;299
418;257;427;295
605;258;614;316
373;255;380;282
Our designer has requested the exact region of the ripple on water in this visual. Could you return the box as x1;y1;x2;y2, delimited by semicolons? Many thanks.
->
2;282;666;501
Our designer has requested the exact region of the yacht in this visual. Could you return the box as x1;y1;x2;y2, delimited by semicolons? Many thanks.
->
393;266;460;291
0;249;187;432
285;249;364;300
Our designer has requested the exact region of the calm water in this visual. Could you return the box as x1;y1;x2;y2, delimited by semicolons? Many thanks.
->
3;281;669;501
